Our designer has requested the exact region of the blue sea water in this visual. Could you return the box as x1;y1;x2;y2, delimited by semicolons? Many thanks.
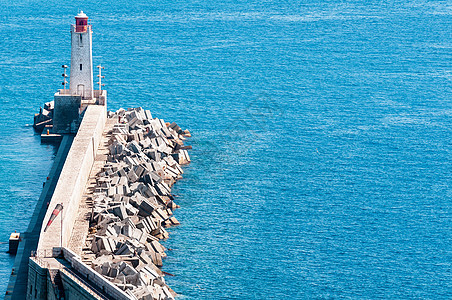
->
0;0;451;298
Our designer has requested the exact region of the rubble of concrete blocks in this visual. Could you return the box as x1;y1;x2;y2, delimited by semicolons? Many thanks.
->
87;107;191;300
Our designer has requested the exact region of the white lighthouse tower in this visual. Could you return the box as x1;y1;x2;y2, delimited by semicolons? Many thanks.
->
53;11;107;133
69;11;93;99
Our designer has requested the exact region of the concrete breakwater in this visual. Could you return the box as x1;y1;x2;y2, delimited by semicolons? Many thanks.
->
16;106;191;300
8;12;192;299
80;107;190;299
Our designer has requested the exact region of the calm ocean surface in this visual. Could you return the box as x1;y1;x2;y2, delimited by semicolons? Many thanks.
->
0;0;451;298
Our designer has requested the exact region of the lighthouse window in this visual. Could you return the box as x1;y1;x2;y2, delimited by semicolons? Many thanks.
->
80;64;83;70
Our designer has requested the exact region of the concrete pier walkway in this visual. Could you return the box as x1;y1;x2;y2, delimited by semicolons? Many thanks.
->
5;135;74;299
69;116;117;257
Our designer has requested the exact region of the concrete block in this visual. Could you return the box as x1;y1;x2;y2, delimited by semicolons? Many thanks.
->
154;208;170;221
91;239;99;253
127;110;140;122
142;173;154;186
140;137;152;149
138;251;153;267
158;144;173;155
118;261;128;273
154;253;163;267
145;247;162;267
170;153;182;165
147;138;158;149
124;156;136;166
158;118;166;128
169;217;180;226
132;227;144;241
112;204;128;220
182;149;190;163
158;160;168;170
162;285;174;299
129;193;143;206
107;238;118;253
166;208;173;217
162;228;169;239
144;110;153;120
116;243;132;255
99;238;111;252
122;185;131;196
93;264;102;274
130;182;141;193
109;267;119;278
106;225;118;237
121;264;138;276
142;217;157;233
146;149;160;162
101;262;111;276
150;171;162;183
134;164;146;178
118;176;128;186
149;120;161;132
135;219;147;233
129;238;143;250
122;224;135;237
143;185;156;198
155;183;169;196
115;185;124;195
159;181;171;194
156;136;166;147
127;170;139;183
117;168;127;177
150;240;165;254
137;107;147;120
127;141;141;153
125;203;139;216
161;126;174;139
164;155;177;167
111;176;120;186
128;116;142;129
137;131;145;141
113;185;122;196
165;166;179;178
137;230;148;244
107;187;116;196
125;273;140;286
133;156;142;165
169;122;181;133
174;164;183;174
138;198;156;216
166;200;178;210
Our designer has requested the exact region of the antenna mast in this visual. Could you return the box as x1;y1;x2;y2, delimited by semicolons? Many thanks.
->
62;65;68;89
97;65;105;92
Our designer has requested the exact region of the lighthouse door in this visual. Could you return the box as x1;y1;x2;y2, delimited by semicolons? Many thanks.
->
77;84;85;98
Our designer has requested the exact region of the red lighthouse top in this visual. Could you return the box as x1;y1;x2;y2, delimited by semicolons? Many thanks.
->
75;11;89;32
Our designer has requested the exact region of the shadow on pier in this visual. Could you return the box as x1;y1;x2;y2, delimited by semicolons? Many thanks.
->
5;135;74;299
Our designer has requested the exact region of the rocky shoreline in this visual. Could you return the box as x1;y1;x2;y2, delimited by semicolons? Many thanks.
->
83;107;191;300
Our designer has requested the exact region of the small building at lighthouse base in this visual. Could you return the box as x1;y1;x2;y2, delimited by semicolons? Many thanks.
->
53;89;107;133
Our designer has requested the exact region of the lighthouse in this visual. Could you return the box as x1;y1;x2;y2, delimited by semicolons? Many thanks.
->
69;11;93;99
53;11;107;133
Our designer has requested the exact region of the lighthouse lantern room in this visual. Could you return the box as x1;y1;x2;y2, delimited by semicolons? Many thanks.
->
75;11;88;32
